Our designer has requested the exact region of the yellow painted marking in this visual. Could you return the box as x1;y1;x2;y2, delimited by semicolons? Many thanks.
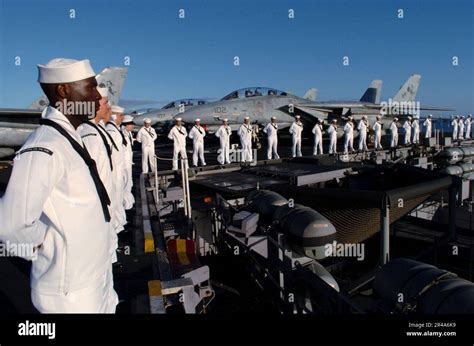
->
148;280;162;296
144;232;155;253
178;253;191;266
176;239;187;254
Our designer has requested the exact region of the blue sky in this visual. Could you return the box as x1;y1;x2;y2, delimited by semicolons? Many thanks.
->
0;0;473;115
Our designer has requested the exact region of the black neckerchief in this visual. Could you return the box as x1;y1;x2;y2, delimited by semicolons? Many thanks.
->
107;121;127;147
97;124;118;152
225;126;230;135
296;122;302;127
271;123;278;130
176;126;185;136
145;127;155;138
194;125;203;135
40;118;111;222
82;121;113;171
244;124;251;133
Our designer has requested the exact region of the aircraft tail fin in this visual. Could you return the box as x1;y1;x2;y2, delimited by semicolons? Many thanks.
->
96;67;128;106
28;95;49;111
360;80;382;103
392;74;421;103
303;88;317;101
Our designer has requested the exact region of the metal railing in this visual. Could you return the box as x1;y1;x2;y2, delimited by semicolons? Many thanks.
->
153;155;192;219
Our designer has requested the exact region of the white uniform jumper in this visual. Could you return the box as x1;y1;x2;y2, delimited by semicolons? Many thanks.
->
168;125;188;170
122;127;135;209
328;124;338;154
452;119;459;140
403;120;412;145
312;123;323;155
357;119;368;151
390;122;398;148
136;126;157;173
188;125;206;166
373;121;383;149
465;118;472;139
343;121;354;153
237;123;253;162
215;125;231;164
263;122;279;159
423;118;432;138
0;107;117;313
412;119;420;144
289;121;303;157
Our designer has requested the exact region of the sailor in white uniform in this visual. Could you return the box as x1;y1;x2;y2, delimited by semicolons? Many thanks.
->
465;115;472;139
237;116;253;162
168;117;188;170
451;116;459;141
357;115;369;151
459;116;465;140
328;119;338;154
136;118;157;173
106;106;128;230
312;118;324;155
263;117;280;159
423;114;433;138
390;118;399;148
0;58;117;313
121;115;135;209
373;116;383;150
289;115;303;157
188;118;206;166
215;119;231;165
403;116;412;145
343;116;354;154
412;116;420;144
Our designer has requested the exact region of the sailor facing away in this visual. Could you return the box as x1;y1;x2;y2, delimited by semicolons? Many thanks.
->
459;116;465;140
188;118;206;166
215;118;231;164
373;116;383;150
289;115;303;157
106;106;128;230
403;116;412;145
357;115;369;151
423;114;433;138
343;116;354;154
0;58;117;313
136;118;157;173
78;86;121;266
465;115;472;139
121;115;135;210
263;116;280;160
412;116;420;144
237;116;253;162
312;118;324;155
328;119;338;154
451;116;459;141
168;117;188;170
390;118;399;148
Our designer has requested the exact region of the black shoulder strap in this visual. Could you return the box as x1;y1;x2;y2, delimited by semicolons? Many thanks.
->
40;119;111;222
107;122;127;147
98;124;118;151
82;121;113;171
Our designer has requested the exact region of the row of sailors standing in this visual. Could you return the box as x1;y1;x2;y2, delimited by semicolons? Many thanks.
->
150;113;474;173
451;115;472;141
0;58;136;313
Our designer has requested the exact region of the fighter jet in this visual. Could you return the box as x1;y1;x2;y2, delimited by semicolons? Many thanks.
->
176;81;380;133
177;75;452;137
0;67;127;158
131;98;211;127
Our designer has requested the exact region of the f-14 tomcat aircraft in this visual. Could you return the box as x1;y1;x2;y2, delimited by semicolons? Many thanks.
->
131;98;211;127
0;67;127;159
177;74;453;135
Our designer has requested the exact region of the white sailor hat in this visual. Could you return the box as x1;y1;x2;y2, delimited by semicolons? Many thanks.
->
111;105;124;114
332;119;337;122
195;118;201;122
244;116;250;120
97;86;109;98
271;116;276;120
223;118;228;122
295;115;301;118
428;114;433;117
144;118;151;123
394;117;399;121
362;115;367;119
37;58;95;84
176;117;183;121
122;115;134;125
